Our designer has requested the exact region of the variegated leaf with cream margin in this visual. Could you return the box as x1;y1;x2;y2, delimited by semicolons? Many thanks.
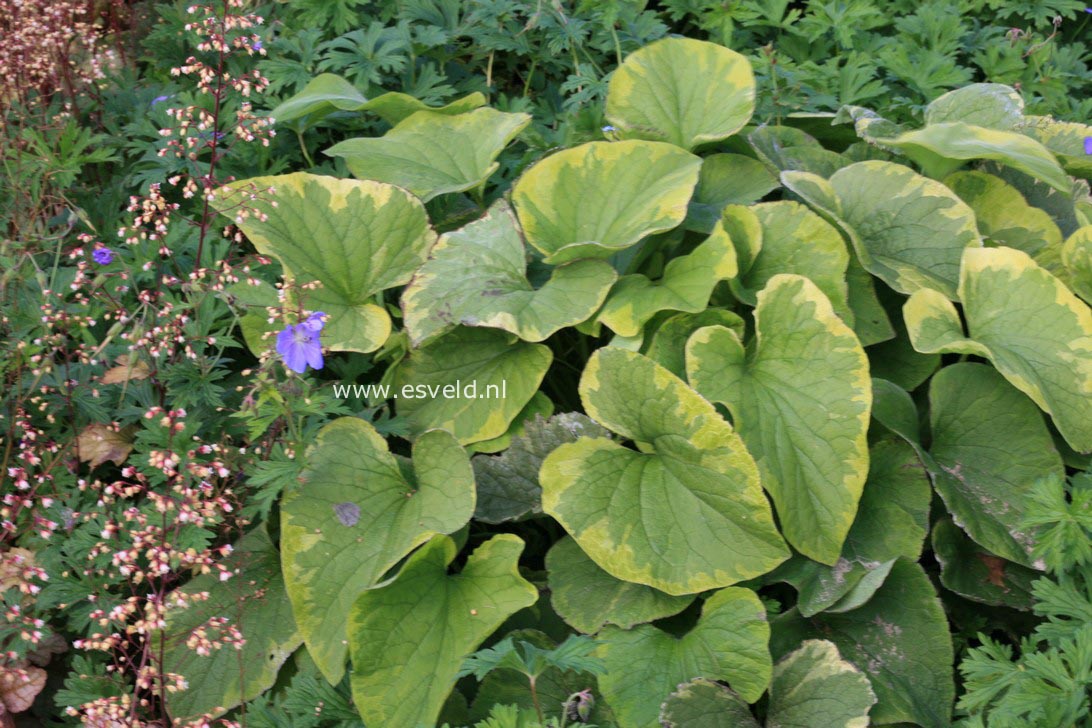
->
392;327;552;445
604;37;755;151
216;173;435;352
280;418;474;684
643;308;745;378
270;72;485;127
402;199;616;345
946;170;1066;276
1063;226;1092;303
595;223;737;337
348;535;537;728
687;275;871;564
598;587;772;727
1018;116;1092;178
782;161;982;300
721;201;852;323
540;348;788;595
766;640;877;728
685;153;779;233
660;679;760;728
924;84;1024;130
904;246;1092;452
510;140;701;264
325;108;530;201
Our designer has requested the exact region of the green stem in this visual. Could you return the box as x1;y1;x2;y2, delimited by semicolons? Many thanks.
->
296;129;315;168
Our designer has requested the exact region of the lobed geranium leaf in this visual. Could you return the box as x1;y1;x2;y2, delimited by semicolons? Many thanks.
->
932;518;1037;611
771;560;954;728
767;640;877;728
511;140;701;264
687;275;871;564
927;362;1063;567
722;201;852;323
545;537;693;635
784;161;982;300
541;347;788;595
596;224;737;336
471;413;609;524
905;246;1092;452
216;173;435;352
325;108;530;201
659;678;758;728
348;535;537;727
599;587;772;727
402;200;616;345
281;418;474;684
685;153;779;233
162;528;301;721
605;37;754;151
392;327;552;445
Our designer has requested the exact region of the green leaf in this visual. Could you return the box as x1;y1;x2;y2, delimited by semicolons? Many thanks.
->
924;84;1024;130
687;275;871;564
599;587;772;727
946;170;1065;275
771;560;955;728
722;202;851;323
659;678;758;728
865;290;940;391
643;309;745;379
596;225;737;337
511;140;701;264
216;173;435;352
325;108;530;201
546;537;693;635
927;362;1063;567
750;126;849;177
403;200;616;345
1062;226;1092;303
685;154;779;233
774;437;931;617
931;518;1037;611
905;246;1092;453
605;37;755;151
1018;116;1092;179
162;528;301;721
767;640;877;728
880;122;1072;194
392;327;552;445
468;390;554;455
541;348;788;595
472;413;609;524
348;534;538;728
281;417;474;683
270;73;485;127
784;161;982;299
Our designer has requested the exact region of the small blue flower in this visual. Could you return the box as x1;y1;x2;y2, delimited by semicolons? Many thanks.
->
253;39;263;51
602;125;617;133
1085;7;1092;12
276;312;326;373
151;95;171;106
93;248;114;265
1085;136;1092;155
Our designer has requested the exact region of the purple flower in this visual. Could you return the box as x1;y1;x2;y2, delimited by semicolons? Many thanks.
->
602;125;617;133
276;312;326;373
151;95;171;106
253;39;263;51
1085;136;1092;155
92;248;114;265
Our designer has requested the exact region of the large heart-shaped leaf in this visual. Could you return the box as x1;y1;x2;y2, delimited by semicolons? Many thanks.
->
932;518;1037;611
774;437;931;617
924;84;1024;129
545;537;693;635
767;640;877;728
162;528;301;721
511;140;701;264
348;535;537;727
685;153;779;233
281;418;474;684
644;309;745;378
403;200;617;345
660;679;759;728
270;72;485;127
687;275;871;564
1063;226;1092;303
946;170;1065;275
392;327;552;445
605;37;755;150
325;108;530;201
881;122;1072;193
750;126;849;177
905;246;1092;452
216;173;435;352
783;161;982;299
599;587;772;727
541;348;788;595
771;560;954;728
596;224;737;337
722;201;851;322
927;363;1063;567
1018;116;1092;178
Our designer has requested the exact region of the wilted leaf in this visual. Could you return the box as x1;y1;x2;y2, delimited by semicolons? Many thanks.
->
75;424;133;468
